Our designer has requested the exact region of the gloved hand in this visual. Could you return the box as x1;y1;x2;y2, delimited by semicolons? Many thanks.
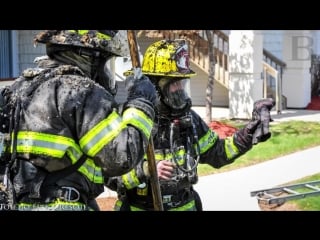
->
233;119;260;153
251;98;275;144
125;74;157;107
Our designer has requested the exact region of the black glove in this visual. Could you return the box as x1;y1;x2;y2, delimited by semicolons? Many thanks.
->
125;74;157;107
251;98;275;144
233;119;260;154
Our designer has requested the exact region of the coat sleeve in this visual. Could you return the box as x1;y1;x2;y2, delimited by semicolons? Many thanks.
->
62;80;154;178
191;110;251;169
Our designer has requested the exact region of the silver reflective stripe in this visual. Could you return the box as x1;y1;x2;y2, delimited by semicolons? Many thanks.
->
122;169;140;189
16;131;82;162
80;111;125;156
15;131;103;183
122;108;153;139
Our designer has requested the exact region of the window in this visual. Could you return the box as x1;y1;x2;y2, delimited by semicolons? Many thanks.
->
0;30;13;79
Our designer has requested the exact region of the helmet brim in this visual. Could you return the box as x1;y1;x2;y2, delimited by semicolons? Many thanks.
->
123;69;196;78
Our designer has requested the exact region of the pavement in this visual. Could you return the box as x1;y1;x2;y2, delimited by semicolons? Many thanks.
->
98;106;320;210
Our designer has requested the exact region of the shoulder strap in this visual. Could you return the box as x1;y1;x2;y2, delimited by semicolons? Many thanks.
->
42;153;88;187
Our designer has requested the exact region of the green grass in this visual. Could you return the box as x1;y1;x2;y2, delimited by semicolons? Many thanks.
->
198;120;320;175
278;173;320;210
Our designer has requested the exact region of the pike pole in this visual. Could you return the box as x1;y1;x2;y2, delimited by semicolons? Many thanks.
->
127;30;164;211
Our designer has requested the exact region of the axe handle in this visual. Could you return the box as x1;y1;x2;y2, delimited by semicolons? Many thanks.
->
127;30;164;211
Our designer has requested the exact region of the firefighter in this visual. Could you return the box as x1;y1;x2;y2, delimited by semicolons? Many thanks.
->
0;30;156;211
105;39;274;211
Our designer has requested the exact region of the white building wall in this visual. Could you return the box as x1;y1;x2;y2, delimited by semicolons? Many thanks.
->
312;30;320;55
229;30;263;119
11;30;19;78
282;30;312;108
262;30;283;59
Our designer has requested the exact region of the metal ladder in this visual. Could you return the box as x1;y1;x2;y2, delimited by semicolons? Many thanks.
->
250;180;320;205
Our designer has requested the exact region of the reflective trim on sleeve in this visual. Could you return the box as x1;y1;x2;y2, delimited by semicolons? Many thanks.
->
15;131;82;160
14;131;103;184
78;158;104;184
122;108;153;140
80;111;126;157
113;199;145;211
224;136;240;160
121;169;141;190
169;200;196;211
197;130;218;154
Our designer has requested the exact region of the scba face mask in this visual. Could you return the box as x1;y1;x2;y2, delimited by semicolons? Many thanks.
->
159;78;191;110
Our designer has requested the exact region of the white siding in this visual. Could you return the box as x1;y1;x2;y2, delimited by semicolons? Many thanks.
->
263;30;283;59
312;31;320;55
18;30;46;74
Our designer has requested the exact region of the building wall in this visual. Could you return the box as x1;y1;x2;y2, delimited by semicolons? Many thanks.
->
262;30;283;59
312;31;320;55
18;30;46;74
282;30;312;108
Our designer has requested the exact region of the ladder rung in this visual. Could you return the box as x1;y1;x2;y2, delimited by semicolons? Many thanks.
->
283;187;299;194
251;180;320;205
305;184;320;191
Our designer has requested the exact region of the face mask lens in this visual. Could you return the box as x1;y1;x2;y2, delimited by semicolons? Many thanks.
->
160;78;190;109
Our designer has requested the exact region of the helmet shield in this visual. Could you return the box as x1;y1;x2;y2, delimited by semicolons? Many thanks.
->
158;77;191;110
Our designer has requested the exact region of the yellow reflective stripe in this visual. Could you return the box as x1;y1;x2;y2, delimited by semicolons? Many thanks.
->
68;30;111;40
122;108;153;139
114;199;122;211
121;169;141;189
14;131;103;184
198;130;218;154
64;149;103;183
114;200;196;211
15;131;82;160
143;152;171;161
174;148;185;165
80;111;125;157
96;32;111;40
169;200;196;211
144;148;185;166
129;205;144;211
17;199;90;211
113;200;144;211
78;158;104;184
70;30;89;35
224;136;239;159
